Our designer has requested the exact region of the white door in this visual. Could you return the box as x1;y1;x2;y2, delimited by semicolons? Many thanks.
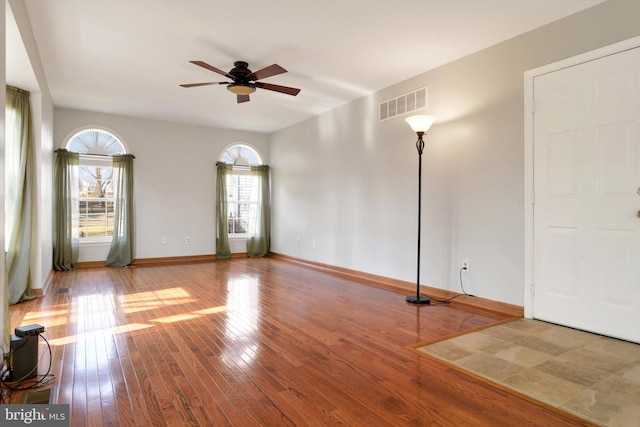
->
533;46;640;343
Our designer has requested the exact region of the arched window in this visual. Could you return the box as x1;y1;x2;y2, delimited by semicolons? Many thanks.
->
220;143;262;166
67;129;127;155
65;128;127;240
219;144;263;236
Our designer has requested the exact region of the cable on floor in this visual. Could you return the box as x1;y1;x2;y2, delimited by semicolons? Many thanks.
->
0;332;55;403
421;267;476;306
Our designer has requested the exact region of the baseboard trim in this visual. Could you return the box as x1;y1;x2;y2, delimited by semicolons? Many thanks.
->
131;254;217;266
76;252;248;269
270;253;523;318
132;253;249;265
76;260;106;268
33;270;55;297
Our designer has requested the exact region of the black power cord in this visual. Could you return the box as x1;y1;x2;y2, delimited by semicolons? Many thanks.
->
425;266;476;306
459;266;475;297
0;332;55;403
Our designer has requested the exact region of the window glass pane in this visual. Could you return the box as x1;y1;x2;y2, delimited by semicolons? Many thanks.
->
79;166;113;198
78;166;114;239
85;199;107;237
67;129;126;155
229;217;244;234
227;201;238;234
106;201;114;237
220;144;262;166
79;200;88;238
226;173;259;236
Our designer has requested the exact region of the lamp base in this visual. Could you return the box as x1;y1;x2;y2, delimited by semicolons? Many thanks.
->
406;295;431;305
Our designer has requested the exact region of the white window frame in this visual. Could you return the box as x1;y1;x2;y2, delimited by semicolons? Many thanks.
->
63;127;127;245
226;167;260;238
77;154;115;243
219;143;263;239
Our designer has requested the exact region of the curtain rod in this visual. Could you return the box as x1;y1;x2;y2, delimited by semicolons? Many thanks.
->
55;149;135;158
217;162;268;169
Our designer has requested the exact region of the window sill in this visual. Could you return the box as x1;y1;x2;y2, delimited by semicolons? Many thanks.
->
80;239;112;247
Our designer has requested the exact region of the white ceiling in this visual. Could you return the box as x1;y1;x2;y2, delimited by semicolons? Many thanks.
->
10;0;604;133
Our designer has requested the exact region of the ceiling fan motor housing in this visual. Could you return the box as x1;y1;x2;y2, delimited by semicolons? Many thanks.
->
227;61;256;94
230;61;252;81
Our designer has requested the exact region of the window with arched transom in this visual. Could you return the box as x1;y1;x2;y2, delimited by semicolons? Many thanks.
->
64;128;128;240
218;144;263;236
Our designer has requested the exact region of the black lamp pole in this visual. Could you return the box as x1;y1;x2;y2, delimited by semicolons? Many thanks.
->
406;130;431;305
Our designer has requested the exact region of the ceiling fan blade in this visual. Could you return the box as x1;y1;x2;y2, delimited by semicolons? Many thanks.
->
190;61;233;78
246;64;287;81
255;82;301;96
237;94;251;103
179;82;227;88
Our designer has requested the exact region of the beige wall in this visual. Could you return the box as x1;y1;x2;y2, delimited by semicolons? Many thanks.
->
54;108;270;261
270;0;640;305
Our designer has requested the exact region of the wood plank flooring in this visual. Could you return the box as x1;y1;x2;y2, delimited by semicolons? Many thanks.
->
7;258;588;426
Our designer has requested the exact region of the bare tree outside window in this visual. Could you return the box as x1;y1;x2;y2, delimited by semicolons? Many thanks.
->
79;165;115;238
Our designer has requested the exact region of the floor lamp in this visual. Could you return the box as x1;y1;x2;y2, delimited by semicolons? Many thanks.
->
405;115;437;305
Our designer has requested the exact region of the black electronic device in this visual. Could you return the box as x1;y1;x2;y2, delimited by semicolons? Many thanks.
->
15;324;45;337
9;334;38;380
7;324;44;381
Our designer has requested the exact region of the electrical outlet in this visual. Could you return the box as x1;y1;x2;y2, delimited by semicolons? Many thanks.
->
296;237;301;246
161;236;167;244
312;239;317;248
186;236;192;244
461;259;470;271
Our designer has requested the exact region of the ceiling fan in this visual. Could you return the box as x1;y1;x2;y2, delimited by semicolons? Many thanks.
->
180;60;301;103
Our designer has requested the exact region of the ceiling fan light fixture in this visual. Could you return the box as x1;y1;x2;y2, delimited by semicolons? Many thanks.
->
182;60;300;103
227;83;256;95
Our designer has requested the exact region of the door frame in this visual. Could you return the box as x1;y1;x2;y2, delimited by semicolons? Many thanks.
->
523;35;640;319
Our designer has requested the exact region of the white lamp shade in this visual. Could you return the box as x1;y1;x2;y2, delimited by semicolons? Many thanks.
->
405;115;437;133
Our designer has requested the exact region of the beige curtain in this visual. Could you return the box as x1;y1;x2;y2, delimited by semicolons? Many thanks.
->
106;154;135;266
53;149;80;271
246;165;270;257
4;86;36;305
216;162;232;259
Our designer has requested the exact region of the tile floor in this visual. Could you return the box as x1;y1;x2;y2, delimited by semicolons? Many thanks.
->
415;319;640;427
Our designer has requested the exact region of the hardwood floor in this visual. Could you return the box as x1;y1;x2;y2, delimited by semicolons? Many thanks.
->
7;258;588;426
